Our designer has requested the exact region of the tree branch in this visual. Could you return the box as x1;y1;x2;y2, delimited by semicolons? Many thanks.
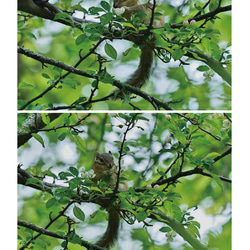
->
18;0;94;27
114;114;138;193
18;219;66;240
186;49;231;85
132;147;232;193
170;5;232;29
18;220;106;250
18;1;231;32
18;47;173;110
177;113;227;143
18;113;62;147
150;212;209;250
18;46;94;79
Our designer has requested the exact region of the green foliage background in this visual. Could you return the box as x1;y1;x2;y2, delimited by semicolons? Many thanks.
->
18;0;231;110
18;113;231;249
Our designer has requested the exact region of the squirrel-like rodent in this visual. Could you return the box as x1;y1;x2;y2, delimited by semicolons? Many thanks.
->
113;0;164;88
91;151;127;248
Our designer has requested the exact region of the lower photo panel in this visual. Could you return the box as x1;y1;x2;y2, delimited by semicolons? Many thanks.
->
18;112;232;250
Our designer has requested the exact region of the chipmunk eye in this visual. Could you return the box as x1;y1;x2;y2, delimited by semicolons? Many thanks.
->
99;158;104;163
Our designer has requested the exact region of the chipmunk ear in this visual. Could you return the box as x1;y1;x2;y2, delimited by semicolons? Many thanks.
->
108;151;112;155
96;152;100;157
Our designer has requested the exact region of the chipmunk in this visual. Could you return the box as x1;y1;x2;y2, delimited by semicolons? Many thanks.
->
113;0;164;88
91;151;127;248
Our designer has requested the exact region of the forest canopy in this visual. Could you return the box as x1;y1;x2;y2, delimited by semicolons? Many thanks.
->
18;0;231;110
18;112;232;249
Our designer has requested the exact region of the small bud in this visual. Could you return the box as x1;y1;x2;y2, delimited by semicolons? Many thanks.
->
166;136;172;144
190;20;196;26
106;123;112;128
81;172;88;178
146;184;152;189
88;169;96;178
153;184;160;191
112;7;125;15
223;119;230;128
165;115;171;121
183;20;189;25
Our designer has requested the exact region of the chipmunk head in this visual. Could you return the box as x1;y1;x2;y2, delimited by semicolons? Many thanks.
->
91;151;116;183
95;151;115;170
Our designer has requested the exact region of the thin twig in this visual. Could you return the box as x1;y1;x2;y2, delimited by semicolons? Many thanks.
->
114;114;139;193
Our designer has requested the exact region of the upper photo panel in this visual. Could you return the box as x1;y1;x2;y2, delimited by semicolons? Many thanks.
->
18;0;231;111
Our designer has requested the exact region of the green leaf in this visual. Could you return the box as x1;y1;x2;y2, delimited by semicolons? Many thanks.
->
31;133;45;148
100;13;114;25
59;171;73;180
172;48;184;60
104;43;117;59
210;173;224;191
204;152;221;159
73;135;86;153
25;32;36;39
61;241;67;248
89;6;105;15
136;210;147;222
209;0;219;11
75;34;86;45
58;197;71;204
197;65;210;72
25;177;42;186
18;82;34;89
99;69;114;84
69;166;79;177
122;93;131;105
73;206;85;221
68;230;83;244
123;22;136;30
187;221;201;238
54;12;72;24
194;4;205;13
159;226;172;233
41;113;50;125
58;133;67;141
100;1;111;11
46;198;57;208
171;163;180;176
74;96;87;105
69;177;83;189
42;73;51;79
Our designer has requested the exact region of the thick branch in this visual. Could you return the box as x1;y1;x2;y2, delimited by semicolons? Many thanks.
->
18;219;65;240
17;165;67;193
18;47;173;110
186;49;231;85
18;113;62;147
18;0;93;27
18;47;94;79
150;212;209;250
18;220;106;250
